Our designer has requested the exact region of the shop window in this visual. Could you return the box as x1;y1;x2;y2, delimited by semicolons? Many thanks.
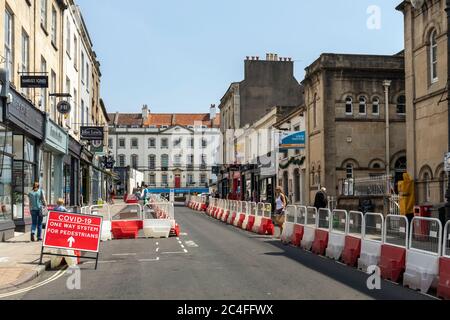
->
0;155;13;221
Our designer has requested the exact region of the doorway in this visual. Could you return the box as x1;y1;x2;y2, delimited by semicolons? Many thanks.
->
175;175;181;188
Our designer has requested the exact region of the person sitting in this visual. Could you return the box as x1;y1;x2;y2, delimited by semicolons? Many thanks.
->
54;198;68;212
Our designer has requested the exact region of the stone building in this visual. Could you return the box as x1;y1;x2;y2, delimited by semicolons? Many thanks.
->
302;53;406;212
397;0;449;209
218;53;304;198
108;105;221;197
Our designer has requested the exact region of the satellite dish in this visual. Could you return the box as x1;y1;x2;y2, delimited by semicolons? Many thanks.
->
410;0;425;9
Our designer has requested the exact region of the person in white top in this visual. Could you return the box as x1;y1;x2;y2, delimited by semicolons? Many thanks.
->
274;186;287;238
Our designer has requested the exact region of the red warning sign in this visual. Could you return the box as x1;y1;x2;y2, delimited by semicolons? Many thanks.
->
43;212;103;253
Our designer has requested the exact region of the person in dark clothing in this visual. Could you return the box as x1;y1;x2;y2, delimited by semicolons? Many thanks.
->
314;187;328;210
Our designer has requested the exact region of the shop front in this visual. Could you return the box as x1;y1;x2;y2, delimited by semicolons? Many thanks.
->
0;124;14;240
64;136;81;208
40;117;68;206
3;87;45;232
80;148;93;206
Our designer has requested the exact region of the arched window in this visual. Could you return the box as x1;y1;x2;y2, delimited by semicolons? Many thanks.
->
345;96;353;115
372;97;380;115
161;154;169;168
423;172;431;203
148;155;156;170
396;95;406;115
430;30;438;82
359;96;367;115
131;154;138;169
346;164;354;179
118;155;125;167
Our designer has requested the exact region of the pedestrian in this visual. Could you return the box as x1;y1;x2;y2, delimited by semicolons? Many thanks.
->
28;182;47;242
54;198;68;212
314;187;328;210
141;184;149;205
274;186;287;239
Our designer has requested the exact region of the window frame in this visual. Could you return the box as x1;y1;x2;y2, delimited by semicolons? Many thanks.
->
118;138;126;149
5;8;14;82
131;138;138;149
430;30;438;83
148;138;156;149
51;6;57;46
345;96;353;115
359;96;367;115
396;95;406;115
346;164;354;179
40;0;48;31
148;155;156;170
372;97;380;115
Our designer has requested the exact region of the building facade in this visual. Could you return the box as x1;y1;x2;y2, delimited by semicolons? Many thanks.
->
302;53;406;212
108;105;220;197
397;0;449;210
0;0;107;239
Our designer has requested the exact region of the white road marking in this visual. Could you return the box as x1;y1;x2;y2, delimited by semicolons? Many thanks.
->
180;233;188;236
139;258;160;262
184;241;199;248
0;266;68;298
0;257;10;263
161;251;186;254
156;247;160;252
112;253;137;256
183;249;188;253
85;260;118;265
180;245;185;248
156;242;159;246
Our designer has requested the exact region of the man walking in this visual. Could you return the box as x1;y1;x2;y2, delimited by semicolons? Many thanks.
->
314;187;328;210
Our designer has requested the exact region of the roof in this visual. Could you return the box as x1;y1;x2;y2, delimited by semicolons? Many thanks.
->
109;112;220;128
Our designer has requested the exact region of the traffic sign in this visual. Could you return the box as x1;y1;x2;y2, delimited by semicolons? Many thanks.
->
43;211;103;253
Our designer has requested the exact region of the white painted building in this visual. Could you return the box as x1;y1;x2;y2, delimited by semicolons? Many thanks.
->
108;105;221;195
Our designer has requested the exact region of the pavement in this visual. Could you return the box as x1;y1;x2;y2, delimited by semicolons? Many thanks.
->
0;232;52;291
0;205;435;300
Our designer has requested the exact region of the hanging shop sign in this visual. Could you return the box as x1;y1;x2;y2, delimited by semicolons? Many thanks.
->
279;131;306;150
57;100;71;115
80;126;104;141
20;75;48;88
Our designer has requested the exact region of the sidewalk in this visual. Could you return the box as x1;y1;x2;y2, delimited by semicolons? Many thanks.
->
0;232;52;291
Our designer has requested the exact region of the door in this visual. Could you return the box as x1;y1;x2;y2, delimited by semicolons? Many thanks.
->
175;175;181;188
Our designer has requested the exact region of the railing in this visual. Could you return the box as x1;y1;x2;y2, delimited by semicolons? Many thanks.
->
339;175;392;196
389;194;400;215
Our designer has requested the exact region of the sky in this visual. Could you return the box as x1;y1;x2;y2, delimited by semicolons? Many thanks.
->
76;0;405;114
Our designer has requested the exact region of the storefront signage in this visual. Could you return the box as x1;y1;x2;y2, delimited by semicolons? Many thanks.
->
69;136;82;156
43;211;102;252
57;100;71;115
80;126;104;141
81;148;93;163
91;140;104;154
20;75;48;88
279;131;306;150
5;88;45;140
45;118;68;154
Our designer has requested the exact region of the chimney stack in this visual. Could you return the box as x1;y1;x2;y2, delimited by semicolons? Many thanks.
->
142;104;149;119
210;104;217;120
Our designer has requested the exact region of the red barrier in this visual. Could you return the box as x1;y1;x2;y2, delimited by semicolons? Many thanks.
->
201;203;207;212
258;218;274;235
379;244;406;283
111;221;141;239
222;211;230;222
292;225;304;246
312;229;329;256
229;212;237;225
438;257;450;300
246;216;256;231
237;214;246;228
342;236;361;267
171;224;181;237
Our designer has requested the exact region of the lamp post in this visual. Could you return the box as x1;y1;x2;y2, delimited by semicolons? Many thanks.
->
383;80;392;184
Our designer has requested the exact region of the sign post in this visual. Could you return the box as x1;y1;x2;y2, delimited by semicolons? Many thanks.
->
40;211;103;269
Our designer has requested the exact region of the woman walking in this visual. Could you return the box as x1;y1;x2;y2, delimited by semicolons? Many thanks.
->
28;182;47;242
274;186;287;239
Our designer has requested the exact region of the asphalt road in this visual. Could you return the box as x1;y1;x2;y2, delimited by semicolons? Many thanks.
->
0;206;434;300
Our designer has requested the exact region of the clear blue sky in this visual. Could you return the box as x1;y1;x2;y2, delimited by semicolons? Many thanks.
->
77;0;404;114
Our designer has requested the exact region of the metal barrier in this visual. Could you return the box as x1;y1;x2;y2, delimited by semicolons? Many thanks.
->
286;205;297;224
297;206;307;225
331;210;348;234
241;201;248;215
348;211;364;238
363;213;384;242
384;215;409;248
318;208;331;230
444;221;450;258
109;203;143;221
410;217;442;255
89;204;112;221
262;203;272;219
80;206;90;214
306;207;317;227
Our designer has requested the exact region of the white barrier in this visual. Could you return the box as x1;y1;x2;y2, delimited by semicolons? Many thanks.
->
281;205;296;243
252;203;264;233
357;213;384;272
384;215;409;248
326;209;348;260
403;217;442;294
242;202;256;230
233;202;245;227
88;205;112;241
301;207;317;251
444;220;450;258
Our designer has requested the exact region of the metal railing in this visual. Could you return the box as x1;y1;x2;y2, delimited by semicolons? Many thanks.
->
339;175;392;196
384;215;408;248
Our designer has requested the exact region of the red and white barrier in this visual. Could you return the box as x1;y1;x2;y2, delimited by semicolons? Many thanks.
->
301;207;317;251
234;201;246;227
312;208;331;256
438;220;450;300
379;215;409;283
281;206;297;244
403;217;442;294
342;211;363;267
242;202;256;231
357;213;384;272
326;209;348;261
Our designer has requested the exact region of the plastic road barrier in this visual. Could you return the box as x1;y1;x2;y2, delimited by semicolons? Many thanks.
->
258;203;274;235
89;205;112;242
281;206;297;244
326;210;348;261
235;202;247;228
379;215;409;283
312;208;331;256
403;217;442;294
251;203;264;234
143;219;172;238
357;213;384;272
228;201;238;225
342;211;363;267
242;203;256;230
301;207;317;251
438;221;450;300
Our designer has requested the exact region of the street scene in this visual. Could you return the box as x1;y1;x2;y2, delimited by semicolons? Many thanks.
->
0;0;450;303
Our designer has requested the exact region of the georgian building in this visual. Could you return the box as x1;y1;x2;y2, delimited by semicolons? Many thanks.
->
108;105;221;196
302;53;406;212
397;0;449;208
